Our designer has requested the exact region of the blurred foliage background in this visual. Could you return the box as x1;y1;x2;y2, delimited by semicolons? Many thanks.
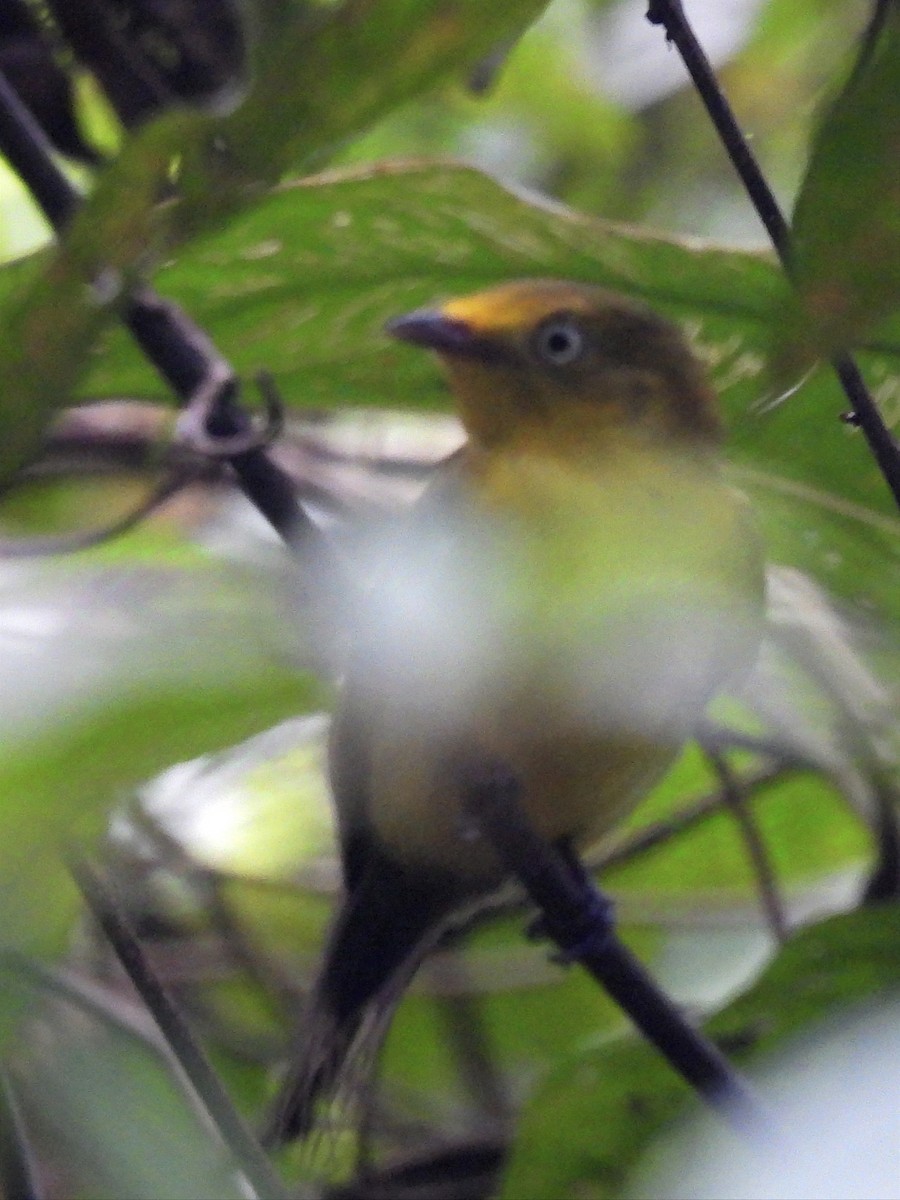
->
0;0;876;259
0;1;897;1198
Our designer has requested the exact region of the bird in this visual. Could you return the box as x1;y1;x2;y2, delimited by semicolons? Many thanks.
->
265;279;766;1145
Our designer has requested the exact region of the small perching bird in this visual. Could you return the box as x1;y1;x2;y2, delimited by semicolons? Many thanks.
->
266;279;766;1145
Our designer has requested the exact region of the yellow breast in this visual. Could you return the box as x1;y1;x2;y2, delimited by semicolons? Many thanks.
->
357;435;764;886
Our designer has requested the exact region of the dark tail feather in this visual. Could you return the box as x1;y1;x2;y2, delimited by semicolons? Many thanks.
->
263;853;455;1146
262;1000;359;1146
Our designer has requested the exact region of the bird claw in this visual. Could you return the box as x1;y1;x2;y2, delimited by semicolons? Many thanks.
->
527;888;617;966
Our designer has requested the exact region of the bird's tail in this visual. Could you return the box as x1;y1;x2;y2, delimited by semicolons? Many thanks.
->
262;855;456;1146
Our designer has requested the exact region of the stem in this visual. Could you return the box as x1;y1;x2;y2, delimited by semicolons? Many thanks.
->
704;748;789;944
646;0;900;511
461;760;768;1134
0;64;340;562
71;856;290;1200
0;69;79;229
0;1069;43;1200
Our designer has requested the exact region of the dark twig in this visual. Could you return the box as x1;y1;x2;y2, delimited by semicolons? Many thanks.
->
646;0;787;254
0;463;202;557
70;855;290;1200
703;749;789;943
0;67;78;229
846;0;894;88
829;360;900;511
460;760;766;1133
596;761;790;874
0;63;352;589
442;761;792;945
862;776;900;903
177;370;284;458
645;1;900;511
0;1068;43;1200
326;1136;507;1200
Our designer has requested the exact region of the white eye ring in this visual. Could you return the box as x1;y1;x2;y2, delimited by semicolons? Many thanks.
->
533;317;584;366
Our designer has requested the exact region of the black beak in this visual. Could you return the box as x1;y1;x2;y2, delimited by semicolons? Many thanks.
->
385;309;480;357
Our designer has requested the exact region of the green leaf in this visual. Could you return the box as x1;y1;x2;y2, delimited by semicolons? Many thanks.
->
73;161;900;620
774;8;900;369
1;959;248;1199
500;905;900;1200
0;0;549;483
210;0;552;202
79;161;787;408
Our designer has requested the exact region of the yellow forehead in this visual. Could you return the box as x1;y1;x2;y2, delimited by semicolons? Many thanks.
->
440;279;604;334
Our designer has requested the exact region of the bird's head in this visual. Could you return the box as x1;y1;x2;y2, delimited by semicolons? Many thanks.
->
386;280;722;454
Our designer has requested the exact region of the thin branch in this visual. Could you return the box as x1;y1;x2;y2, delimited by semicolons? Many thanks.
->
0;1068;43;1200
595;762;789;874
646;1;788;252
645;1;900;511
0;68;79;229
70;855;290;1200
861;776;900;903
440;762;792;945
459;759;768;1135
829;359;900;512
703;748;789;944
0;63;353;592
0;463;202;557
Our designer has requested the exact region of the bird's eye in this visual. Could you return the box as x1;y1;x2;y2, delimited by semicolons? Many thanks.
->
533;316;585;366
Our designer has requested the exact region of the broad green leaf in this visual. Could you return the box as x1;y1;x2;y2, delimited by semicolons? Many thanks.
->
774;8;900;369
78;162;787;410
1;960;249;1199
500;905;900;1200
69;161;900;620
